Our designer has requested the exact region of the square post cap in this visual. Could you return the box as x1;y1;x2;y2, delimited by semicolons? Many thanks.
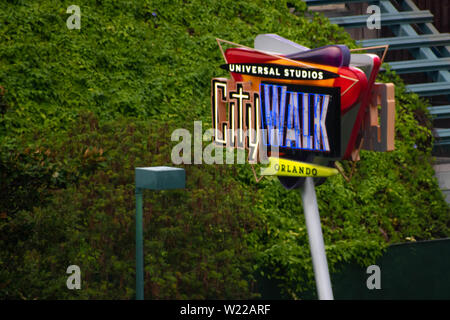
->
135;167;185;190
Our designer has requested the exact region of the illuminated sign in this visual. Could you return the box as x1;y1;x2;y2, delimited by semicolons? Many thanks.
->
211;36;394;181
211;78;341;162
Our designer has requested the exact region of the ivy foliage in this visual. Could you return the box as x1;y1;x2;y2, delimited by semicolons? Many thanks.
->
0;0;448;299
1;115;262;299
0;0;351;138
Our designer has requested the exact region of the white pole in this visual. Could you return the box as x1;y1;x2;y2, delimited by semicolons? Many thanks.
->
300;176;334;300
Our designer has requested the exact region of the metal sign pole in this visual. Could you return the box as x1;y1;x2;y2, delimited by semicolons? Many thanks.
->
300;176;334;300
136;187;144;300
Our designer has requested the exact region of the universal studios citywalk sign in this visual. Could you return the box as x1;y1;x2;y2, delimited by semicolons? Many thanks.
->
210;37;351;181
211;35;394;185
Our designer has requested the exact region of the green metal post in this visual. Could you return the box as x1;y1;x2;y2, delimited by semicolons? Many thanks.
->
136;188;144;300
134;167;185;300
